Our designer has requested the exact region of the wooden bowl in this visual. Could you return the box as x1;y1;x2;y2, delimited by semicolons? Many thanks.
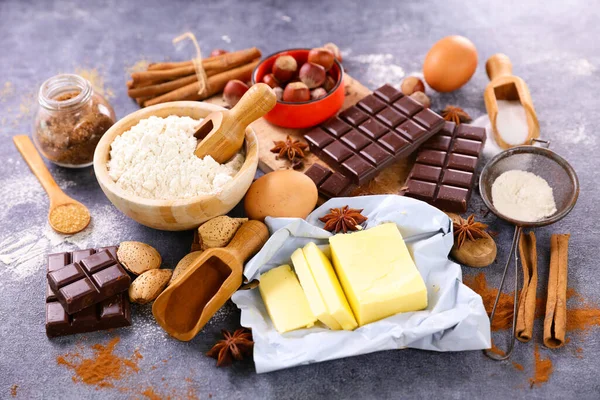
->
252;48;345;128
93;101;258;231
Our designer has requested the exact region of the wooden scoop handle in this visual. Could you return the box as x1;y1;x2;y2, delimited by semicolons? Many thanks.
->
229;83;276;128
226;220;269;263
486;53;513;80
13;135;65;201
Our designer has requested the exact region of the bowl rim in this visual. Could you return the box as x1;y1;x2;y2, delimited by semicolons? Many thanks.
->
93;101;259;208
251;47;344;106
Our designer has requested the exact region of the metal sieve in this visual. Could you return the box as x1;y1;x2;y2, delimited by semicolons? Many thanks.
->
478;140;579;360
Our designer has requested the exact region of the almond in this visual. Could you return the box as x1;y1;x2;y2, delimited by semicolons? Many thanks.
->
129;269;172;304
170;251;203;285
117;241;162;275
197;216;247;250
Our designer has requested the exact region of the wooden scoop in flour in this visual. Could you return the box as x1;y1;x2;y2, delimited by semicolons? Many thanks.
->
152;220;269;341
193;83;276;163
484;53;540;149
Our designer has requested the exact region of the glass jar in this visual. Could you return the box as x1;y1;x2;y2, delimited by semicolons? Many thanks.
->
33;74;116;168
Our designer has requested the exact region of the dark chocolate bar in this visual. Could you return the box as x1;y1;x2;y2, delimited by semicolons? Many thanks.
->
304;84;445;188
304;164;357;199
403;122;486;212
45;247;131;337
47;247;130;314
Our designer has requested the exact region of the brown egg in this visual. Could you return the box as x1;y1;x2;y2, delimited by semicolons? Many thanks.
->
244;170;318;221
423;35;478;92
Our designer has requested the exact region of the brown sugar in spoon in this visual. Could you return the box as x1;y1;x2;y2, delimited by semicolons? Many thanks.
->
193;82;276;163
13;135;90;234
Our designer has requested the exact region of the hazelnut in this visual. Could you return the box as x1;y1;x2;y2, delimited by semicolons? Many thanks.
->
299;62;326;89
272;55;298;82
262;74;279;89
210;49;228;57
410;91;431;108
401;76;426;96
308;48;335;71
310;87;327;100
223;80;249;107
323;75;337;92
273;87;284;101
323;43;342;63
283;82;310;103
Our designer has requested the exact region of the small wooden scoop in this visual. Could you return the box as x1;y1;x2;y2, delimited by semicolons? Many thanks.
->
194;83;276;163
484;54;540;149
153;220;269;341
13;135;90;234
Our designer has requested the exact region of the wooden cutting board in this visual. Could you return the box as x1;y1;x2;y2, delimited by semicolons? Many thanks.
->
206;75;414;197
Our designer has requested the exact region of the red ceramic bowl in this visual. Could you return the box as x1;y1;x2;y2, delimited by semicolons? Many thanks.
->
252;48;345;129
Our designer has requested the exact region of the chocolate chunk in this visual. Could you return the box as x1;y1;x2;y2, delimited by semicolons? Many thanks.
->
341;129;371;151
304;164;332;187
357;94;387;114
48;249;130;314
358;118;388;140
393;96;423;116
339;106;369;126
322;117;351;138
376;107;406;128
320;173;357;198
45;248;131;337
404;122;486;213
374;84;403;103
303;84;445;197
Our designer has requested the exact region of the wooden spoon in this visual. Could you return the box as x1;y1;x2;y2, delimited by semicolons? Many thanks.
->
13;135;90;234
484;53;540;149
194;82;276;163
152;220;269;341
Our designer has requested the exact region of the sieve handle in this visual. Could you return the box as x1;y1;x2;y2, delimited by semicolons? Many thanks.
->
530;138;550;148
484;225;522;361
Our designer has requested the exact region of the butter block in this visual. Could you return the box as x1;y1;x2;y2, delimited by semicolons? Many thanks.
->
259;264;317;333
302;242;358;331
329;223;428;326
291;249;342;330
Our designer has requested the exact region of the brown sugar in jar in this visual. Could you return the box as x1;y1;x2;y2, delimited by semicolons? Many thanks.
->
33;74;116;168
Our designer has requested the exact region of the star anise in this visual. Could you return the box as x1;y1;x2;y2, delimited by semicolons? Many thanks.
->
270;136;309;161
453;215;488;249
319;205;368;233
206;328;254;367
442;106;472;125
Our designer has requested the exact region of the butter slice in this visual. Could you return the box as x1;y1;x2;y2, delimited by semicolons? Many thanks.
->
302;242;358;331
291;249;342;330
259;265;317;333
329;223;428;326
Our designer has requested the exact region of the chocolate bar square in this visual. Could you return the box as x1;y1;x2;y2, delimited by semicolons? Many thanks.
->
404;121;486;212
48;249;130;314
45;247;131;337
304;84;445;198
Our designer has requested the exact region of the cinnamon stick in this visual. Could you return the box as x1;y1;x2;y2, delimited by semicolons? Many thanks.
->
131;65;197;85
128;75;198;98
143;59;259;107
516;231;538;342
146;47;261;71
133;47;261;85
543;234;570;348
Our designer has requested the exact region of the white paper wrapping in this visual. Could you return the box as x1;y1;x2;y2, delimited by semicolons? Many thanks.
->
231;195;491;373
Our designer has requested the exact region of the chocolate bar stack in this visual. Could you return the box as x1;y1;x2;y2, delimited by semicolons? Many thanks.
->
303;84;486;212
45;247;132;337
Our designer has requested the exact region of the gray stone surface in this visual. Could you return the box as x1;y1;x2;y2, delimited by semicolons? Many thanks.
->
0;0;598;398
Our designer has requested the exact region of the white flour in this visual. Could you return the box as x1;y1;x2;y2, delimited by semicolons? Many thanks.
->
346;52;405;88
491;170;557;222
108;116;244;200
